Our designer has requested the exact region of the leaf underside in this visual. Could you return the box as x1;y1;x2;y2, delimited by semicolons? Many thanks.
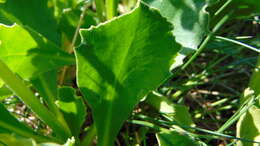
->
142;0;210;50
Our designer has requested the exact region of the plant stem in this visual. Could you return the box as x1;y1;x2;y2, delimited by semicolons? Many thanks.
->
69;3;89;54
95;0;105;21
80;125;97;146
217;94;260;133
106;0;118;19
215;36;260;53
0;60;71;141
132;115;260;144
59;2;88;85
214;0;233;17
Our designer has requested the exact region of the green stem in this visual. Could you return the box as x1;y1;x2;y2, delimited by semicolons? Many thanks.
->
106;0;118;19
0;60;71;141
132;115;260;144
217;94;260;133
95;0;105;21
215;36;260;53
214;0;233;17
80;125;97;146
181;11;233;70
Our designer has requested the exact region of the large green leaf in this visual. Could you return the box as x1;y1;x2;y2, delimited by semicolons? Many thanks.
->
0;24;75;86
75;3;181;146
0;0;60;44
142;0;211;50
56;87;86;137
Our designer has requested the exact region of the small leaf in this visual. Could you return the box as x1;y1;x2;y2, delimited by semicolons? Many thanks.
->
145;92;194;126
56;87;86;137
75;3;181;145
156;129;204;146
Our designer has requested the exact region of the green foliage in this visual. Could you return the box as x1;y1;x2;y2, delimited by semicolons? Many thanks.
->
156;129;205;146
75;3;181;145
57;87;86;137
145;93;194;126
0;0;259;145
0;86;12;101
237;106;260;146
0;24;74;86
142;0;211;50
237;57;260;146
0;103;51;143
0;134;75;146
0;0;60;44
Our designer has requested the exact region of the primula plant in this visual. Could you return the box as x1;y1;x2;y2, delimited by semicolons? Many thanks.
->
0;0;259;146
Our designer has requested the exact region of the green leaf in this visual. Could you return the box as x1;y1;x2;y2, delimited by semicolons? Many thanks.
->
237;57;260;146
142;0;211;50
0;134;35;146
56;87;86;137
31;71;61;116
248;57;260;99
0;60;71;142
145;92;194;126
0;85;12;101
156;129;204;146
75;3;181;146
0;134;75;146
0;0;60;44
0;103;52;143
0;24;75;85
237;106;260;146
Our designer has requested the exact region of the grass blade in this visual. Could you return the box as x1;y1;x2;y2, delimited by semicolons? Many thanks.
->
0;60;71;141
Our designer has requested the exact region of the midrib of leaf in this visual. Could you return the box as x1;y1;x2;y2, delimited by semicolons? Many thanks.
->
101;7;141;145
